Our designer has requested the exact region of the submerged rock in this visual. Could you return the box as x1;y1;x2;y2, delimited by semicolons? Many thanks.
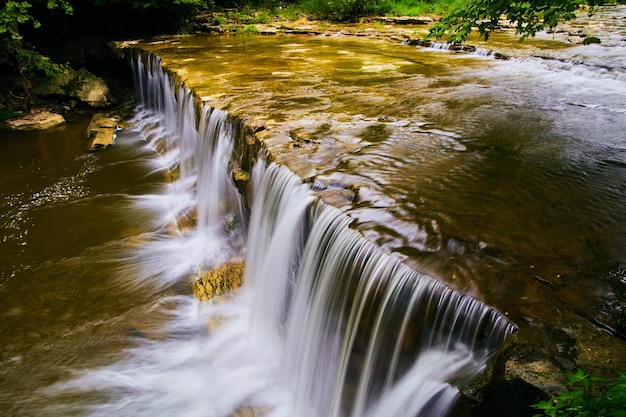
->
231;405;268;416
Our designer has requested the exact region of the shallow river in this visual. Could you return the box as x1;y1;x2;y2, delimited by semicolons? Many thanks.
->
1;5;625;417
132;13;626;320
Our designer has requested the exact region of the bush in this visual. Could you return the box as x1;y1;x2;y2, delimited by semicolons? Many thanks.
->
531;369;626;417
381;0;464;17
298;0;387;21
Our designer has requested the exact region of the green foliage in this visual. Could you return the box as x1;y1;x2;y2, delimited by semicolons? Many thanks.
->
583;36;601;44
46;0;73;13
428;0;598;43
211;14;226;25
531;369;626;417
225;6;274;24
238;24;259;33
215;1;307;24
1;2;40;41
299;0;387;21
0;1;71;75
88;0;208;11
2;39;69;76
0;108;20;121
381;0;463;17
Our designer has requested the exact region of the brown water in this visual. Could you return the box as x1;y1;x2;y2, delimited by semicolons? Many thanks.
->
0;113;195;415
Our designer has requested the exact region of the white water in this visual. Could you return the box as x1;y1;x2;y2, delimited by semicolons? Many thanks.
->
41;51;516;417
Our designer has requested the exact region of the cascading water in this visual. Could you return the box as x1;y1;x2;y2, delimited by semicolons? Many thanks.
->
245;160;515;417
43;51;515;417
131;51;245;246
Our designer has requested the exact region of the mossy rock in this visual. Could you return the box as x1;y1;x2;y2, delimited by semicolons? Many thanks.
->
583;36;601;45
192;260;244;302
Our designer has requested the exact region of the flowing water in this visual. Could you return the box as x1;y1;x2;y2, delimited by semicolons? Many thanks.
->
1;5;625;417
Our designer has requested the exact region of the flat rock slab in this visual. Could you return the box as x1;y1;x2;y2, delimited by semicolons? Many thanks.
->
4;111;66;131
86;113;118;150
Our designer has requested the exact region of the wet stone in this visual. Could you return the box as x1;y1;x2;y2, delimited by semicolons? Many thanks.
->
4;111;66;131
192;260;244;302
86;113;118;150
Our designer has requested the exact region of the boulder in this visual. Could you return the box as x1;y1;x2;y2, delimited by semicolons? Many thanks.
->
4;111;66;131
33;67;111;108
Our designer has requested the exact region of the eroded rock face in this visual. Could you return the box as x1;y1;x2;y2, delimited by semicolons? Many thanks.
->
192;260;245;336
4;111;66;131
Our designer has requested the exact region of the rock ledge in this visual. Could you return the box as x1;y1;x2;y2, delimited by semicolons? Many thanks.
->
4;111;66;131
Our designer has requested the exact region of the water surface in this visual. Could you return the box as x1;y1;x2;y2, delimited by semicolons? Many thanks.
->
131;28;626;324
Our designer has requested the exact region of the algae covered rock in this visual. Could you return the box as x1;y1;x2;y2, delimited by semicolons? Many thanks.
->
192;260;244;302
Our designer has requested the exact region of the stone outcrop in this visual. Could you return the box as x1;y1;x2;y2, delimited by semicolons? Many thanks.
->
192;260;245;335
3;111;66;131
33;67;111;108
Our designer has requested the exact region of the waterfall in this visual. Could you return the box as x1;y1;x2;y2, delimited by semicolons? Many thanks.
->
130;51;245;243
428;41;452;51
196;106;246;236
69;51;516;417
244;160;516;417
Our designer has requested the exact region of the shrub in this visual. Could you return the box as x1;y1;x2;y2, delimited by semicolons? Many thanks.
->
531;369;626;417
299;0;387;21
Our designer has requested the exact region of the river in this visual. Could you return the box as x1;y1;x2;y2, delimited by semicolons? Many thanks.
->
1;5;625;417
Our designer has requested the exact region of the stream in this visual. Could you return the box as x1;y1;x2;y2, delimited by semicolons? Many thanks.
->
1;5;625;417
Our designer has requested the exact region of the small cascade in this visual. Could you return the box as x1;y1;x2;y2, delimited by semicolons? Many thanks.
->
132;53;180;150
428;41;452;51
474;47;495;58
243;159;315;348
244;160;516;417
130;53;189;185
129;51;246;243
196;106;246;236
177;85;198;186
100;50;248;296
